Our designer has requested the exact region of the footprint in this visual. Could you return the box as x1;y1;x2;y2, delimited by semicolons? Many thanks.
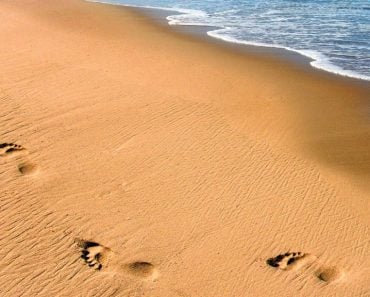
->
0;143;25;156
76;239;158;280
77;239;112;271
0;142;38;175
266;252;344;283
266;252;313;270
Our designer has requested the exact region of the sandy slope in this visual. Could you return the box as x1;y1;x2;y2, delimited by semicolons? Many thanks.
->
0;1;369;296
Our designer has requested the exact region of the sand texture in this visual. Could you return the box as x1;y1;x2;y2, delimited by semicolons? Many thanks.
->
1;1;370;296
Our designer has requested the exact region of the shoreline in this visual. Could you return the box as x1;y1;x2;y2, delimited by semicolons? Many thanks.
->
1;1;369;296
88;0;370;83
121;5;370;190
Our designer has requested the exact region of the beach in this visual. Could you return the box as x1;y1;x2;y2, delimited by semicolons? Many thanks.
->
0;0;369;296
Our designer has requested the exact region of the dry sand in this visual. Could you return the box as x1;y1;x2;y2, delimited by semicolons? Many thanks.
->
1;1;369;296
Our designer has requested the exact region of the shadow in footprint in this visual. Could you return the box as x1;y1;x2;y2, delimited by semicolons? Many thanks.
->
125;261;157;279
266;252;308;270
0;143;25;156
316;266;344;283
77;239;112;271
18;163;38;175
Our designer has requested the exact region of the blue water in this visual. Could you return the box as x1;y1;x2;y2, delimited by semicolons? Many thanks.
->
90;0;370;81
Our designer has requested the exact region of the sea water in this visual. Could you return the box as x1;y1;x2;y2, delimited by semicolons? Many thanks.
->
90;0;370;81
